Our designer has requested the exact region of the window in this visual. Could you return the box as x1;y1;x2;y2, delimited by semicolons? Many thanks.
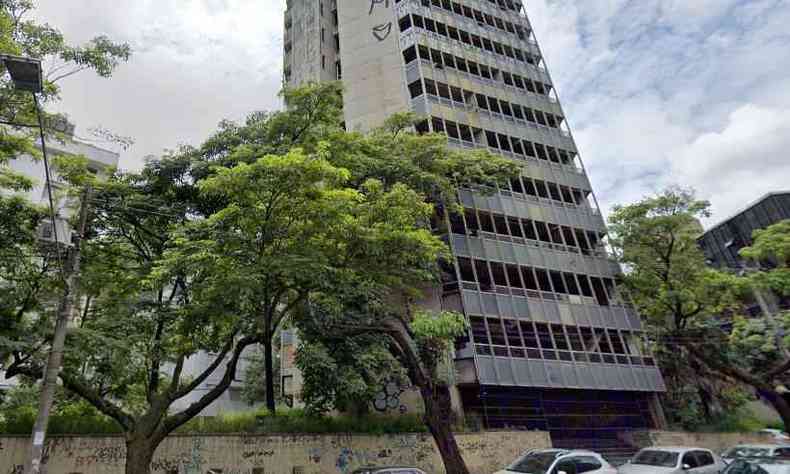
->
694;451;714;467
573;457;602;474
682;453;700;469
458;257;475;281
470;316;489;344
552;461;577;474
403;46;417;63
408;80;423;98
488;318;506;345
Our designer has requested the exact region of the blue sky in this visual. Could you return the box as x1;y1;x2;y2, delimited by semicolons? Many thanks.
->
37;0;790;226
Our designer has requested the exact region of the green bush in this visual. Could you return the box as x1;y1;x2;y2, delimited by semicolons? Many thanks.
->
180;409;428;435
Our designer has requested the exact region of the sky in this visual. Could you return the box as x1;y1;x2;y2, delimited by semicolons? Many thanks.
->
35;0;790;227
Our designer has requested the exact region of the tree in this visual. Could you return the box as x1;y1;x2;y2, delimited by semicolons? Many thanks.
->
609;189;790;429
5;157;263;474
285;113;519;474
1;0;131;159
296;285;472;473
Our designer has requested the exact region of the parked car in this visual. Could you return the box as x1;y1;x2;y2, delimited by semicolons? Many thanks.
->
494;448;617;474
722;457;790;474
759;430;790;443
619;447;726;474
722;445;790;463
351;467;427;474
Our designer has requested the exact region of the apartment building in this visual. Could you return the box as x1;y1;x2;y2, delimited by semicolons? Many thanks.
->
283;0;666;446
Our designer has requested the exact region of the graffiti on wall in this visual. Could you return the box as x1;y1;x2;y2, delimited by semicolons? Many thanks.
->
0;431;550;474
372;379;407;413
369;0;393;41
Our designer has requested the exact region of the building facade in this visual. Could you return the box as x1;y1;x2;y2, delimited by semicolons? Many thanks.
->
698;191;790;316
283;0;666;446
1;131;119;394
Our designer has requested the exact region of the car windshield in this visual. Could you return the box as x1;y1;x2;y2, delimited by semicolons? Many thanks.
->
632;450;680;468
724;448;772;458
508;452;561;474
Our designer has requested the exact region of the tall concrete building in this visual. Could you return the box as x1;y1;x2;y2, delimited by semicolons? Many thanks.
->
283;0;666;447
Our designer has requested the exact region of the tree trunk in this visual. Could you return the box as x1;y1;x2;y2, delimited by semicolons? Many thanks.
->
263;339;276;414
763;389;790;431
125;437;156;474
420;383;469;474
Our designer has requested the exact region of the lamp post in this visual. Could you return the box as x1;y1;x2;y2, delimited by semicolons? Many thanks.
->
2;53;82;474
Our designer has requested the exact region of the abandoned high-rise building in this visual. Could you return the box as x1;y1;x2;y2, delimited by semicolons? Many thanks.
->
283;0;667;447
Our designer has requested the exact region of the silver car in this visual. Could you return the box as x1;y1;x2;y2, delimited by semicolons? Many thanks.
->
722;445;790;463
722;457;790;474
619;447;726;474
495;449;617;474
351;467;427;474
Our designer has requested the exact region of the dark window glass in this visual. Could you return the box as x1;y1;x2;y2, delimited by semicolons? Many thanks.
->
521;266;538;290
494;214;509;235
490;262;508;286
408;79;423;98
596;328;612;353
550;271;566;293
563;273;580;295
535;268;552;292
552;325;569;350
608;330;626;354
591;277;610;306
464;209;479;232
508;217;523;238
470;316;489;343
523;219;537;240
535;323;553;349
479;211;494;232
403;46;417;63
498;134;511;152
578;275;593;297
506;264;523;288
521;322;538;347
458;257;475;282
567;327;585;351
488;318;506;345
399;15;412;31
504;319;522;347
474;260;492;290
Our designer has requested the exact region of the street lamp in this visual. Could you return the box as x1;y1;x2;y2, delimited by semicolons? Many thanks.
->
1;53;63;474
0;53;44;93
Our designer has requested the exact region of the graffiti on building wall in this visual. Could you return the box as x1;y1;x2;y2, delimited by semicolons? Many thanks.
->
372;379;407;413
369;0;393;41
0;431;549;474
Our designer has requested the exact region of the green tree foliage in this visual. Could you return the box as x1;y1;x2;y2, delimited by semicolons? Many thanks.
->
1;0;131;160
609;189;790;430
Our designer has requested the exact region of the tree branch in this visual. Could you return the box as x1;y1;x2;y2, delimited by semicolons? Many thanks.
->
170;328;240;401
162;335;258;436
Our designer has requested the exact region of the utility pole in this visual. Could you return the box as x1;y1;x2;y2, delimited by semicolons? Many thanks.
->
25;187;92;474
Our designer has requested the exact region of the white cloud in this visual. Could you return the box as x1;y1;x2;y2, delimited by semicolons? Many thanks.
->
34;0;287;168
527;0;790;225
31;0;790;226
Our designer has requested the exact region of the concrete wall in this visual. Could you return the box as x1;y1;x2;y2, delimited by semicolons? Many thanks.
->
627;430;778;453
337;0;410;131
0;431;551;474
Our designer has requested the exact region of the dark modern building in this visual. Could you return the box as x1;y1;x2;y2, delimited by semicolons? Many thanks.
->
699;191;790;270
283;0;667;447
699;191;790;315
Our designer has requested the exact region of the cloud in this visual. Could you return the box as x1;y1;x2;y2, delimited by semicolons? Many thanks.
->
32;0;790;227
34;0;287;168
527;0;790;225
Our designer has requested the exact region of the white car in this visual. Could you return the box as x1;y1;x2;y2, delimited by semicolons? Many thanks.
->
619;447;726;474
759;430;790;443
722;457;790;474
722;445;790;463
495;449;617;474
